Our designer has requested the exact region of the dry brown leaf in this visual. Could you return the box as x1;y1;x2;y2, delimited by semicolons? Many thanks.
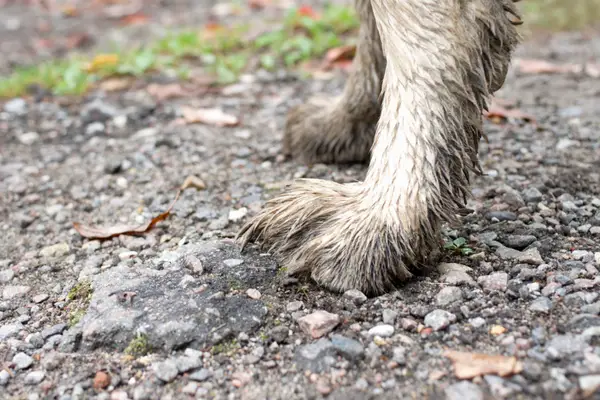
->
322;45;356;71
120;12;148;25
516;59;581;75
146;83;187;101
99;78;131;92
444;350;523;379
248;0;270;9
515;58;600;78
181;106;239;127
73;190;181;240
181;175;207;191
484;99;535;123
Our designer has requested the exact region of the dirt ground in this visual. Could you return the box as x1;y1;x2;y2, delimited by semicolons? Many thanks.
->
1;1;600;400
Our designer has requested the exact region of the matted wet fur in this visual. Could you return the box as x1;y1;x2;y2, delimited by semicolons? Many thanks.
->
238;0;522;296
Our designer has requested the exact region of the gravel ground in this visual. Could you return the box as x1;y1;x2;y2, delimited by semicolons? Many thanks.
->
1;2;600;400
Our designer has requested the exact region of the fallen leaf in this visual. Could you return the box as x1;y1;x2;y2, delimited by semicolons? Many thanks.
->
322;45;356;71
93;371;111;390
86;54;119;72
298;5;318;19
181;107;239;127
65;32;94;50
146;83;186;101
248;0;270;9
489;325;507;336
99;78;131;92
103;0;142;18
444;350;523;379
181;175;207;191
73;190;181;240
515;59;580;75
484;99;535;123
120;12;148;25
61;5;78;17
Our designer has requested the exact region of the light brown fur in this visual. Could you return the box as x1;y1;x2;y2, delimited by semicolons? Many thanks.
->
238;0;522;296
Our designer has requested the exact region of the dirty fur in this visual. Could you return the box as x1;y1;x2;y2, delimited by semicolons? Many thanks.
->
282;0;385;164
238;0;522;296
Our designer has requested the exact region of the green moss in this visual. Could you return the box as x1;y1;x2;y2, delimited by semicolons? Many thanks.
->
125;333;152;357
210;339;239;355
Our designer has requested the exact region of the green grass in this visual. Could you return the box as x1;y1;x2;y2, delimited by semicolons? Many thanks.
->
1;1;597;98
520;0;600;32
0;5;358;98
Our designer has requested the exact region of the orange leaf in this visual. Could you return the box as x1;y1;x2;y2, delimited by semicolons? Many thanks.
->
444;350;523;379
86;54;119;72
181;107;239;127
73;191;180;240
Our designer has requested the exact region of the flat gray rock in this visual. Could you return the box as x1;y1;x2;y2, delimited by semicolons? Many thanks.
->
62;241;271;353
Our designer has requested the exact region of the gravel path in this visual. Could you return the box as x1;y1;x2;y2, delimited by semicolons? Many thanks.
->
1;3;600;400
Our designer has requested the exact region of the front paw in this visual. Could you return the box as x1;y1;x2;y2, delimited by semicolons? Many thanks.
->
237;179;434;295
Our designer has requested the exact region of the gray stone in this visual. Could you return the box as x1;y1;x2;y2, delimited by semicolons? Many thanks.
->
2;285;31;299
174;356;202;373
368;324;394;338
424;309;456;331
579;375;600;397
81;99;119;123
582;302;600;315
0;269;14;283
501;235;537;250
66;241;268;352
436;286;463;306
445;381;484;400
26;333;44;348
330;334;364;361
24;371;45;385
392;346;407;365
0;370;9;386
478;272;508;292
32;294;49;304
286;301;304;312
4;98;27;114
189;369;213;382
0;322;23;340
343;289;367;305
13;352;34;370
41;323;67;339
438;263;477;286
223;258;244;267
529;297;553;313
520;248;544;265
545;334;586;360
152;360;179;382
487;211;517;221
19;133;41;146
469;317;486;328
39;243;70;258
382;309;398;324
269;326;289;343
294;338;337;373
523;188;543;203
